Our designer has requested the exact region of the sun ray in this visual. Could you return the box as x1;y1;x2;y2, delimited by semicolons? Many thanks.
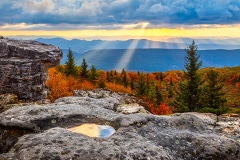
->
79;41;112;63
114;23;148;70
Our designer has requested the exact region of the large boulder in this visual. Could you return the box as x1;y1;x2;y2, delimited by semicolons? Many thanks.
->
0;90;239;160
0;37;62;101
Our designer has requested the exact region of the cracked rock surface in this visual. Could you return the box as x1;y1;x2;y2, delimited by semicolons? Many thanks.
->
0;37;62;101
0;89;239;160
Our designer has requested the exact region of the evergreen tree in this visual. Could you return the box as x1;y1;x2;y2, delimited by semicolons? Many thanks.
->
88;65;98;82
155;85;163;105
145;74;150;95
80;58;88;78
106;71;111;82
169;78;174;86
159;72;163;81
173;40;202;112
130;79;134;90
98;78;105;88
168;85;174;98
136;73;146;96
146;82;163;107
147;82;158;106
65;48;77;76
199;69;228;115
121;68;128;88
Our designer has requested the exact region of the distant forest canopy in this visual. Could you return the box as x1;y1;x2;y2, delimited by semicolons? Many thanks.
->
60;49;240;72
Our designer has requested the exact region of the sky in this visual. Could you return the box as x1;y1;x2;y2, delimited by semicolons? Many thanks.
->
1;0;240;40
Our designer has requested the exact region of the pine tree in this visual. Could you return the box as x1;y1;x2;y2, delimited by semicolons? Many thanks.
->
130;80;134;90
136;73;146;96
168;85;174;98
80;58;88;78
121;68;128;88
199;69;228;115
106;71;111;82
88;65;98;83
146;81;163;107
173;40;202;112
169;78;174;86
98;78;105;88
155;85;163;105
159;72;163;81
65;48;77;76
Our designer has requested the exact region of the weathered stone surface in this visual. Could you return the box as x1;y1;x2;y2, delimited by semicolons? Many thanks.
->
0;37;62;100
0;90;239;160
73;89;149;112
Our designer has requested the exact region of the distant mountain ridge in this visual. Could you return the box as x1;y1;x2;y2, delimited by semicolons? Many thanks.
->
35;38;240;72
61;49;240;72
36;38;240;52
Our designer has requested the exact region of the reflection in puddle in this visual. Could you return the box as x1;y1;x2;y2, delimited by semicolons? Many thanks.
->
68;124;115;138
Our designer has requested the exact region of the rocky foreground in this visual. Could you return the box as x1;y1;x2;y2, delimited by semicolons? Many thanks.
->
0;89;239;160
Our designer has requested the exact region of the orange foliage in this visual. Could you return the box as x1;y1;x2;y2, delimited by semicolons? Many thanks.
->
46;68;73;102
163;71;182;83
46;68;96;102
105;82;132;94
143;97;173;115
226;74;238;85
128;72;139;81
73;79;96;90
98;70;106;80
146;73;156;81
152;103;173;115
236;82;240;89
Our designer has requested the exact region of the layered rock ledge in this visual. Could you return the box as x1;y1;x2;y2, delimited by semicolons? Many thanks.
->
0;37;62;100
0;89;239;160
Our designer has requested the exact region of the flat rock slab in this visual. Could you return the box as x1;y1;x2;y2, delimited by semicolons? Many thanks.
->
0;94;239;159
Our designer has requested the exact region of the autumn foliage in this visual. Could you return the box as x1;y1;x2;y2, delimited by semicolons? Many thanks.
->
46;68;95;102
105;82;132;94
144;97;173;115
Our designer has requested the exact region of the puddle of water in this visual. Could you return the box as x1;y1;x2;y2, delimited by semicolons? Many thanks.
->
68;124;115;138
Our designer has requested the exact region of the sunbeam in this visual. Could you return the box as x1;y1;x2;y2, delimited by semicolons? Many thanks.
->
144;40;150;48
79;41;112;64
114;22;149;70
114;40;139;71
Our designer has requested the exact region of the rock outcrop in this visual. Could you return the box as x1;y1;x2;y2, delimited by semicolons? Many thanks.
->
0;37;62;101
0;89;239;160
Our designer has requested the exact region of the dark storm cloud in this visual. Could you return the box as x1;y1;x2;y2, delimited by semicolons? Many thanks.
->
1;0;240;27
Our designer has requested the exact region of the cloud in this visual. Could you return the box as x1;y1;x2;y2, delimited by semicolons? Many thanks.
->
23;0;55;13
149;3;171;14
0;0;240;28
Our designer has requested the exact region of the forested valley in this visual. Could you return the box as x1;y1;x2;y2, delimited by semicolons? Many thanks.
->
46;41;240;115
